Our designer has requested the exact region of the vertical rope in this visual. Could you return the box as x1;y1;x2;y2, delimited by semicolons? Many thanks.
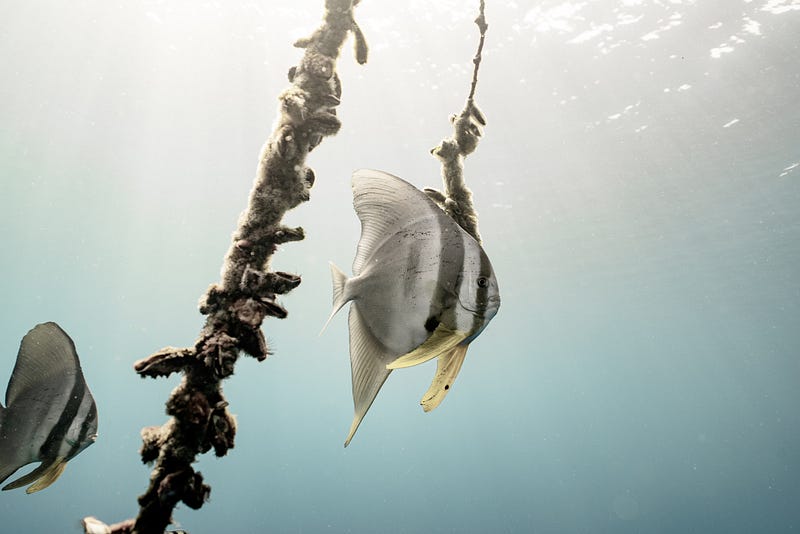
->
427;0;489;243
82;2;366;532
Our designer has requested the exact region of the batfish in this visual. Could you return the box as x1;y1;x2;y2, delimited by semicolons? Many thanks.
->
0;322;98;493
326;169;500;446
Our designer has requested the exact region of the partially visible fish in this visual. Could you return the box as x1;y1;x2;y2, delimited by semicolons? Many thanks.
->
326;169;500;446
0;322;98;493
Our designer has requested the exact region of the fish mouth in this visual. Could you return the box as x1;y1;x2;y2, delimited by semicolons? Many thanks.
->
458;295;501;315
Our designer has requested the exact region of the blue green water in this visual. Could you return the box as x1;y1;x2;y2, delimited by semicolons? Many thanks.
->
1;1;799;532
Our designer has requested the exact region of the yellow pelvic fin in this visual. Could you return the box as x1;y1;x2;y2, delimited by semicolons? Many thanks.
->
386;324;468;370
3;456;67;493
27;457;67;494
421;344;469;412
2;456;65;492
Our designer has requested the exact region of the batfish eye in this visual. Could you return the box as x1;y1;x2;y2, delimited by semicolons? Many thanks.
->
477;276;489;288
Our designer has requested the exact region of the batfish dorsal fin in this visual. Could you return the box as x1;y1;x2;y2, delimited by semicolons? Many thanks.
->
6;322;81;407
344;305;395;447
350;169;444;276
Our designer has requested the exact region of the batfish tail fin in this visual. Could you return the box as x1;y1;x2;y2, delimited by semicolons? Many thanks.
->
344;306;393;447
320;262;351;335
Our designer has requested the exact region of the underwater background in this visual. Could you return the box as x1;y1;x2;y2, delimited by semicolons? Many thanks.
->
1;0;799;532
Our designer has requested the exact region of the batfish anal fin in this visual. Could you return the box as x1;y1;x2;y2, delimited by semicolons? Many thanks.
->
386;324;469;370
421;344;469;412
2;456;67;493
345;306;394;447
0;453;21;487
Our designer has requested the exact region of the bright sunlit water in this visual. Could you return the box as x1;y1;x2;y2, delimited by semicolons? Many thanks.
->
1;0;799;532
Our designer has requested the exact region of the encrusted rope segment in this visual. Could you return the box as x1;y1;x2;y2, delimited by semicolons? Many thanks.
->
426;0;488;243
82;2;366;533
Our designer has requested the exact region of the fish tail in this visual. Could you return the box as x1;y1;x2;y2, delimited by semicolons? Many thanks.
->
320;262;350;335
329;261;349;310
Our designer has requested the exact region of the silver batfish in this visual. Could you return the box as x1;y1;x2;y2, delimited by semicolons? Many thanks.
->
327;169;500;446
0;322;98;493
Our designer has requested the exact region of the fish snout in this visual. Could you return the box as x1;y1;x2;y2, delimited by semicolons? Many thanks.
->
487;296;501;319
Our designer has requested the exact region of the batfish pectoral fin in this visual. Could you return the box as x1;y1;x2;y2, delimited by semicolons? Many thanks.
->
2;456;68;493
421;344;469;412
386;324;469;370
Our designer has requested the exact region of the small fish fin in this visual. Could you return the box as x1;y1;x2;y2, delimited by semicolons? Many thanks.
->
0;412;24;486
1;456;67;493
350;169;441;275
386;324;469;370
320;262;350;335
6;322;81;407
344;306;394;447
420;344;469;412
0;454;20;488
25;458;68;494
